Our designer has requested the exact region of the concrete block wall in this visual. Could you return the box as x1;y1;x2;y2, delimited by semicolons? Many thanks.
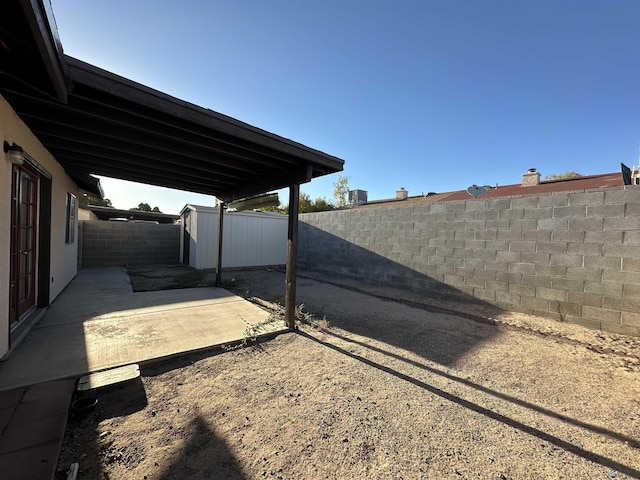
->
299;185;640;336
81;221;180;267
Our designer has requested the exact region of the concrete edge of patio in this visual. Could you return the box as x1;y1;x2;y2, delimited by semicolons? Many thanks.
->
129;325;291;372
0;324;291;480
0;267;290;392
0;318;290;392
0;266;292;479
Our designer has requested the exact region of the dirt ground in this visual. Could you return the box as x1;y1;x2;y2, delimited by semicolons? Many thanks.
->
58;268;640;479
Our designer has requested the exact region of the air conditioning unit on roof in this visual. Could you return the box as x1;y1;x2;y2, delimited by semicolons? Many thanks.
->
348;189;368;205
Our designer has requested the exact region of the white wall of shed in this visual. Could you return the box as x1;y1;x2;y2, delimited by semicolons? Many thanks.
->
182;206;287;270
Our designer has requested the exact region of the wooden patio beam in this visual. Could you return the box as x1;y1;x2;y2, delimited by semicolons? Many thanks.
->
215;201;225;287
285;184;300;329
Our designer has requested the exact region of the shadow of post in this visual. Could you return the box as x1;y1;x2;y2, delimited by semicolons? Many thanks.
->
299;222;500;308
322;328;640;449
295;223;510;363
297;330;640;479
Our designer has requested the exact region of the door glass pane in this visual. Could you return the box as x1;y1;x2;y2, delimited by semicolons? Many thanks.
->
20;176;27;200
28;204;34;226
19;276;27;301
19;250;26;276
19;227;26;251
19;201;26;226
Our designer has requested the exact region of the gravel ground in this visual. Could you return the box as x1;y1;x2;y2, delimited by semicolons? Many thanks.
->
58;269;640;479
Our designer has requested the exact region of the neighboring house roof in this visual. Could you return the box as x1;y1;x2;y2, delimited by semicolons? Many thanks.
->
80;205;179;224
353;172;625;209
0;2;344;202
444;172;622;201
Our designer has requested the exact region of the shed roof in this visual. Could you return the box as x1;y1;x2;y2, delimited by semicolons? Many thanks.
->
0;2;344;202
180;204;286;218
80;205;180;224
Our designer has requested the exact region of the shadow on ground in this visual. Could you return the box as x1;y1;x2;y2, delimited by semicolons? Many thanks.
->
58;348;251;479
57;378;148;478
230;267;501;367
156;415;245;480
297;329;640;478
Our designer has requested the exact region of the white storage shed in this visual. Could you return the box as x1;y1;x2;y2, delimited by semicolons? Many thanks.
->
180;204;287;270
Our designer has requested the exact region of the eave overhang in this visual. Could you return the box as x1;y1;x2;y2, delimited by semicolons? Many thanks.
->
1;2;344;203
0;0;68;102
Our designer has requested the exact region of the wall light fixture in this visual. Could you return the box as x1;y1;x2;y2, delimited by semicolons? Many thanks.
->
3;141;24;166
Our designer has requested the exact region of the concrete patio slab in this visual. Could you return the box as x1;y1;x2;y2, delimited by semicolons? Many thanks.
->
0;379;75;480
0;267;286;391
0;267;285;479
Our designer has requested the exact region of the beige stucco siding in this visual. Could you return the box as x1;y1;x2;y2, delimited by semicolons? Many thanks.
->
49;168;80;300
78;208;99;221
0;95;80;357
0;97;12;357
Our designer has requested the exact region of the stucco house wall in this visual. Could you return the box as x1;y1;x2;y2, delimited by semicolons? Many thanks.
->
0;95;81;357
78;207;99;221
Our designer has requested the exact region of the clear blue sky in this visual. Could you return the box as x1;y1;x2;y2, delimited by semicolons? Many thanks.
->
52;0;640;213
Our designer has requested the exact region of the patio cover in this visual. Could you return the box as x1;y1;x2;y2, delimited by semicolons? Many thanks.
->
0;1;344;201
1;0;344;329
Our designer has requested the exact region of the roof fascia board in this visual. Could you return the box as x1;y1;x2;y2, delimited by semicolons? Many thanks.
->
21;0;69;102
65;56;344;172
71;173;103;197
84;205;179;221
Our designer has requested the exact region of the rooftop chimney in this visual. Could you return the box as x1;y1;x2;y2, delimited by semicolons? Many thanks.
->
522;168;541;187
396;187;408;200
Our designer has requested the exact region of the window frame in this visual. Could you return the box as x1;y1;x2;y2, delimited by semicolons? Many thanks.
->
65;192;76;244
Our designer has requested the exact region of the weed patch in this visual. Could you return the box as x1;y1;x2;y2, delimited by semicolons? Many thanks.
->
172;270;207;288
222;314;282;351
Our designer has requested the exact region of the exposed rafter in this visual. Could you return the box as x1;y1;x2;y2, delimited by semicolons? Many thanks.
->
1;51;344;202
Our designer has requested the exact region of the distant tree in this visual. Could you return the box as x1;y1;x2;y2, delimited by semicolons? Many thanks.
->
261;203;285;214
279;193;335;214
313;198;334;212
543;172;582;181
130;202;151;212
299;193;314;213
333;175;350;208
130;202;162;213
80;194;113;207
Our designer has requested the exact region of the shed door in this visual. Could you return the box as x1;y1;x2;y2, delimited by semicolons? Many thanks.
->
182;210;191;265
9;165;38;326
